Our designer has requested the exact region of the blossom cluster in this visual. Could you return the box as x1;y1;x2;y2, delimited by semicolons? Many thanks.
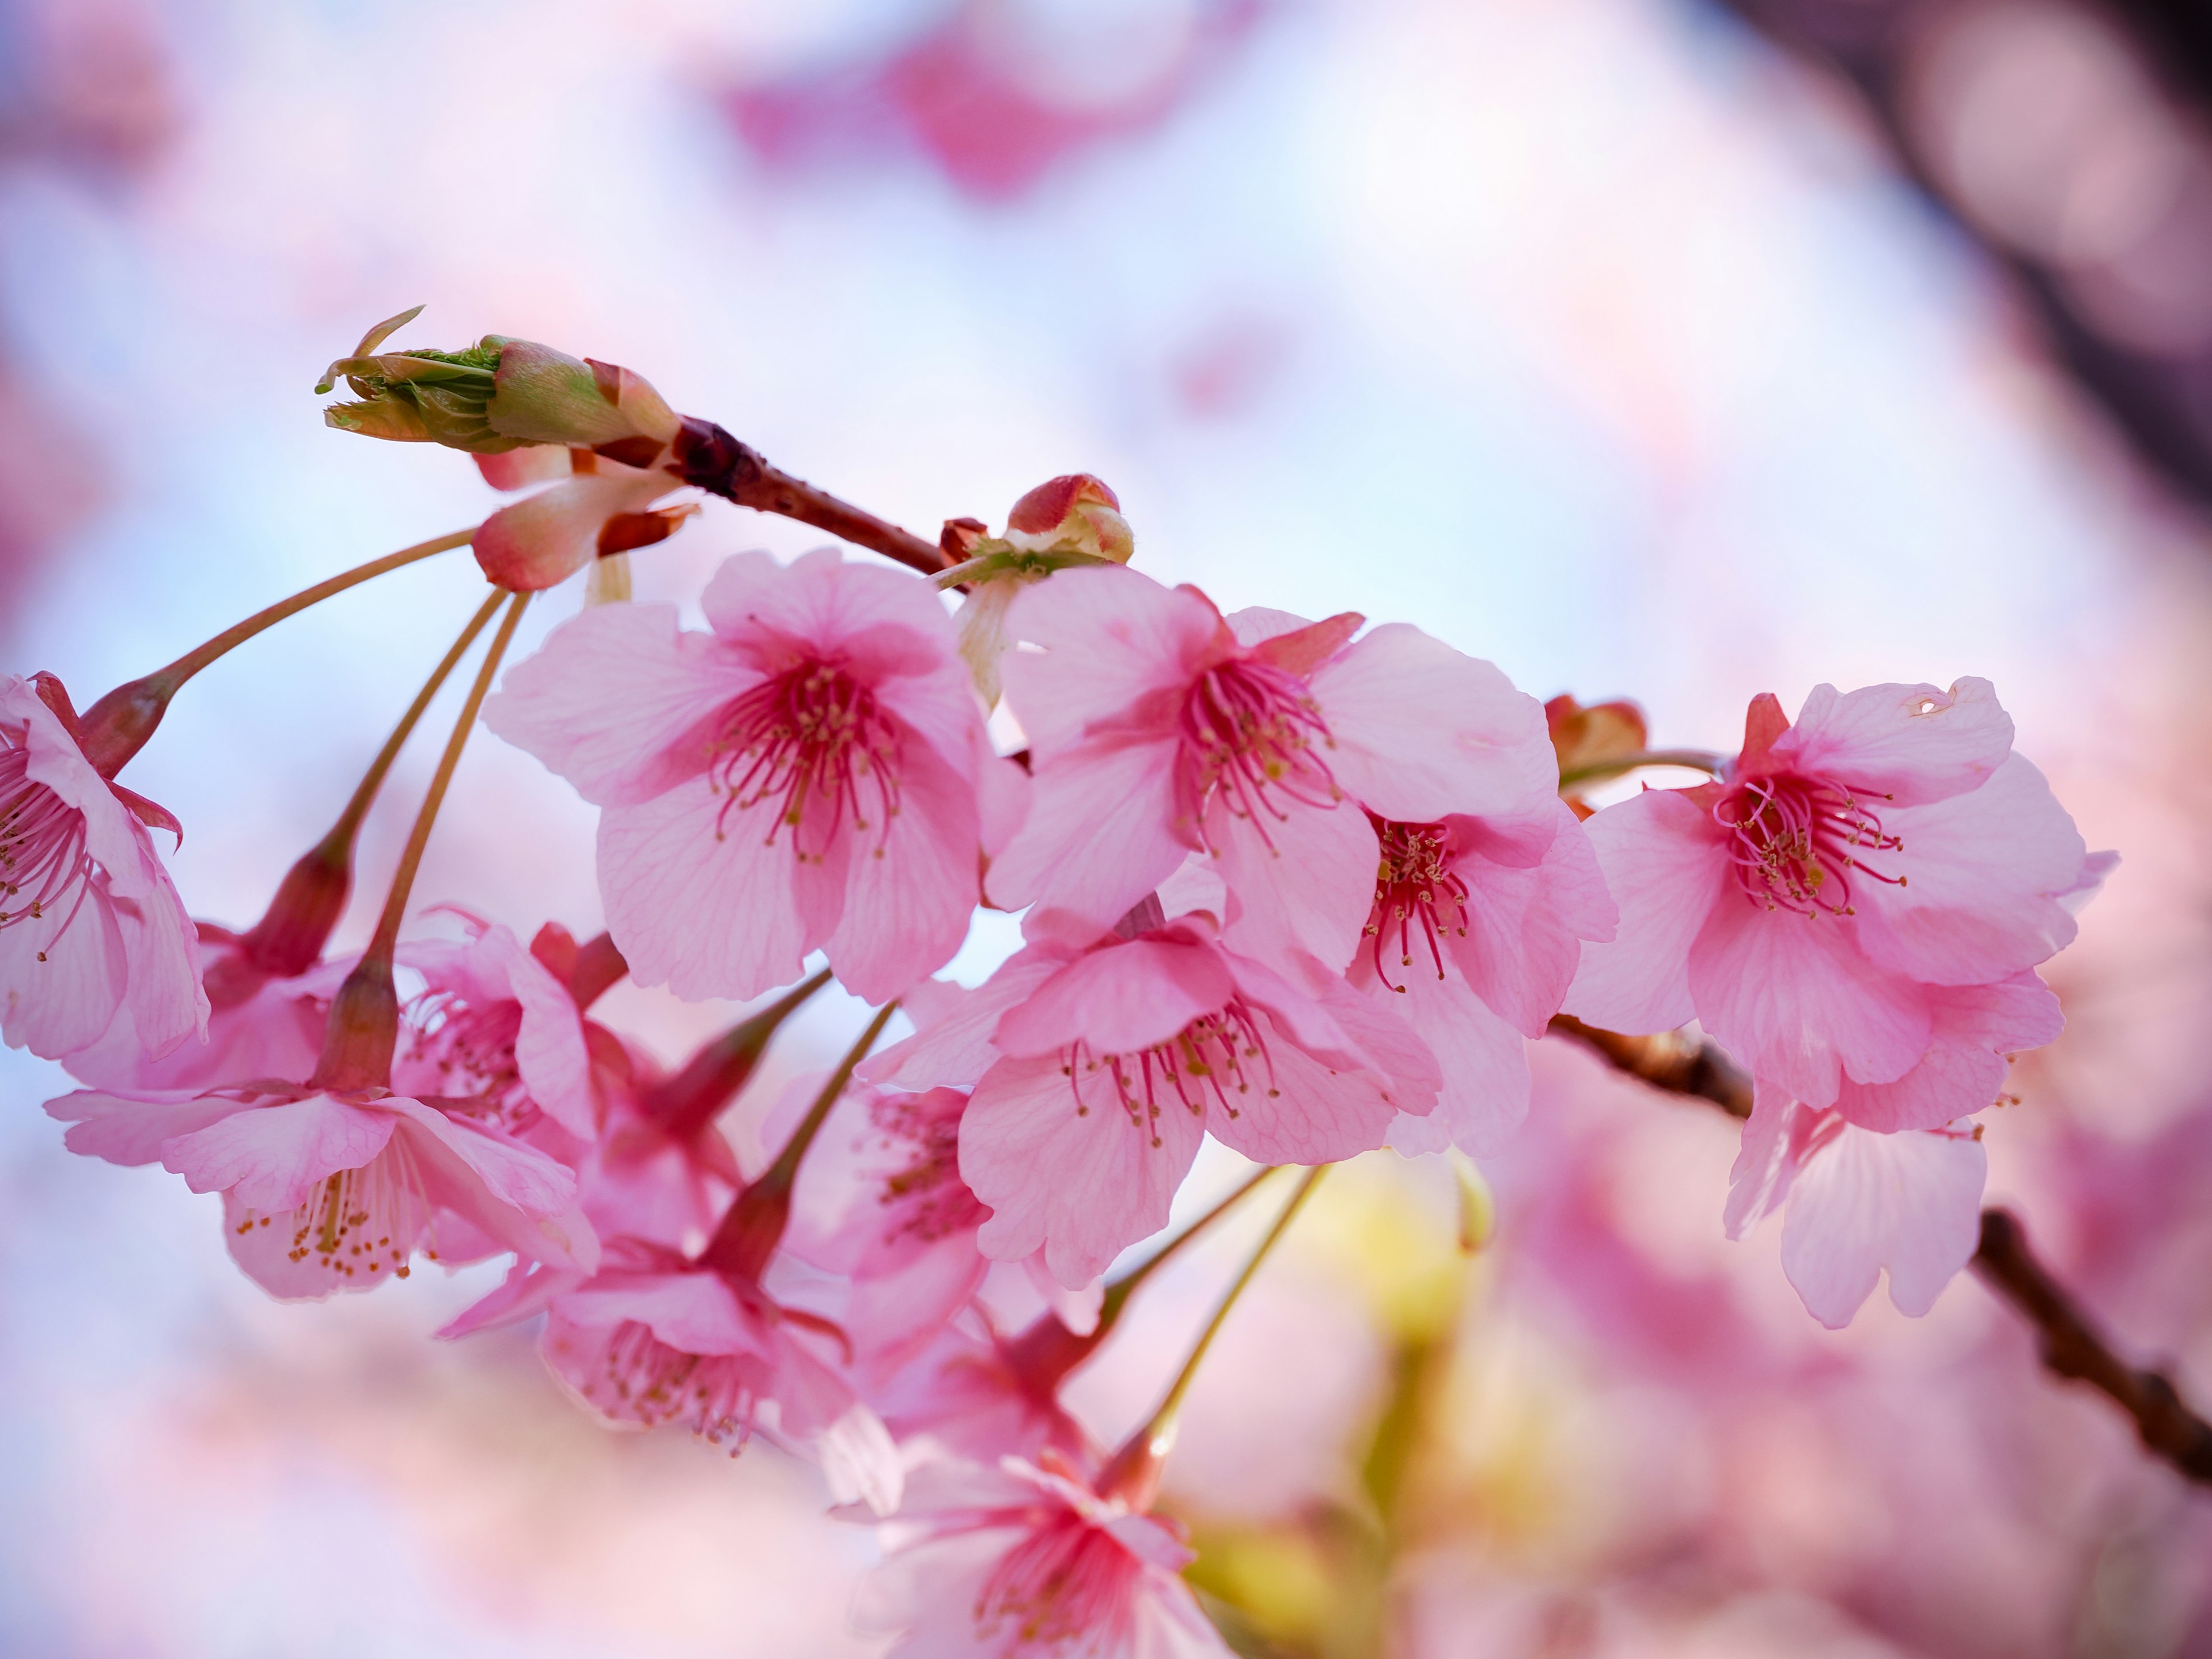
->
2;321;2113;1655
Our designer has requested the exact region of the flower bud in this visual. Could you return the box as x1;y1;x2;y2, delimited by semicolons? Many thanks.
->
1003;473;1134;563
318;307;680;465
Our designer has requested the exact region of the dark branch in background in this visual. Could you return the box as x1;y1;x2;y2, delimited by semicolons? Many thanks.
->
1547;1014;2212;1487
1704;0;2212;512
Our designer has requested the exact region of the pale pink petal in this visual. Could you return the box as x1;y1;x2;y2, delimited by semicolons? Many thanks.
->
1773;677;2013;806
1779;1119;1987;1327
1835;1043;2006;1134
475;445;572;490
161;1093;397;1213
999;567;1223;758
982;736;1186;922
484;603;743;807
597;775;814;1002
472;467;671;591
823;734;981;1003
1445;802;1618;1037
483;927;598;1138
1849;755;2090;984
1687;897;1932;1106
961;1052;1207;1289
1208;790;1378;973
1369;972;1531;1156
1206;1005;1412;1164
558;1269;763;1355
1;879;127;1058
1722;1082;1805;1239
1309;624;1555;821
1563;788;1726;1034
47;1086;255;1166
1222;605;1312;645
972;725;1031;857
856;953;1070;1090
704;548;953;673
382;1098;592;1270
993;937;1234;1059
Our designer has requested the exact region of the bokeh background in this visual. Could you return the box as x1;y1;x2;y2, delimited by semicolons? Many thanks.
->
3;0;2211;1654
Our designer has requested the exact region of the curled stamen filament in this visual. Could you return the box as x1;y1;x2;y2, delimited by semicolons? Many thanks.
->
1179;660;1339;853
1065;998;1277;1143
0;746;99;938
1715;775;1904;916
709;664;901;862
588;1319;763;1449
1363;817;1468;991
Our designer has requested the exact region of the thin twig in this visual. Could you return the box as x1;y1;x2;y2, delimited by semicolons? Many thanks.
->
668;418;950;576
1547;1014;2212;1487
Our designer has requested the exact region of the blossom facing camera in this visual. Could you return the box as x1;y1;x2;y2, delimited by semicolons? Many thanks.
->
1;673;204;1063
1566;680;2109;1120
984;567;1558;975
853;1453;1233;1658
319;306;680;465
862;904;1439;1287
486;548;1025;1005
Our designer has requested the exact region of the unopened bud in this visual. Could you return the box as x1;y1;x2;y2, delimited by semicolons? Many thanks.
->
1004;474;1134;563
319;306;680;464
942;474;1135;704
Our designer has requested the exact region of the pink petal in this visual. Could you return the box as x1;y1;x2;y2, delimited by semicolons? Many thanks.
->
1205;1003;1413;1164
558;1269;764;1356
982;736;1186;923
1835;1043;2006;1134
999;567;1221;760
1563;788;1726;1035
992;937;1234;1060
823;735;982;1004
1849;755;2090;985
1445;802;1618;1037
597;775;815;1002
1780;1119;1987;1328
474;445;572;491
1687;895;1933;1107
472;468;670;591
1;880;128;1058
484;603;743;808
482;926;598;1139
856;952;1071;1090
1723;1082;1806;1239
161;1093;397;1213
1772;677;2013;806
1207;790;1378;974
1309;624;1555;821
960;1052;1206;1289
703;548;954;674
1369;972;1531;1156
47;1086;256;1166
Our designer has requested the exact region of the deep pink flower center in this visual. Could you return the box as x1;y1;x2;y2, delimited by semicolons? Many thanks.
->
1062;997;1277;1143
402;991;533;1129
1363;817;1467;991
234;1139;435;1283
974;1512;1144;1653
869;1092;988;1245
0;745;96;938
585;1318;762;1448
1715;771;1903;916
1176;658;1339;851
709;660;900;862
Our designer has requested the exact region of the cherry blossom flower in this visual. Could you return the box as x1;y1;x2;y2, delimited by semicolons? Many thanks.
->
471;445;696;593
984;569;1558;972
862;905;1439;1287
853;1452;1231;1658
1726;1081;1989;1328
1;672;204;1063
485;548;1023;1005
463;1235;903;1513
1343;801;1616;1155
1565;680;2107;1119
392;918;598;1142
48;1073;597;1300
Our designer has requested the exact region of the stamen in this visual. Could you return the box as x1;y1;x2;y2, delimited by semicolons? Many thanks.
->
707;662;902;862
1176;658;1340;853
401;990;534;1131
233;1132;436;1283
1360;816;1468;991
1066;995;1277;1142
0;742;99;940
1714;773;1904;917
869;1092;988;1244
974;1514;1144;1651
582;1318;766;1450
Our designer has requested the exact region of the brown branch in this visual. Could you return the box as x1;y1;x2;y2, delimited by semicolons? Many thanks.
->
668;417;951;578
1547;1015;2212;1487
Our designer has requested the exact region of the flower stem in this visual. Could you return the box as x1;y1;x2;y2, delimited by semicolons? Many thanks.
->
1100;1165;1329;1507
228;589;506;984
1555;748;1722;791
699;997;897;1282
77;528;478;777
647;967;838;1138
310;590;528;1093
1097;1165;1281;1331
